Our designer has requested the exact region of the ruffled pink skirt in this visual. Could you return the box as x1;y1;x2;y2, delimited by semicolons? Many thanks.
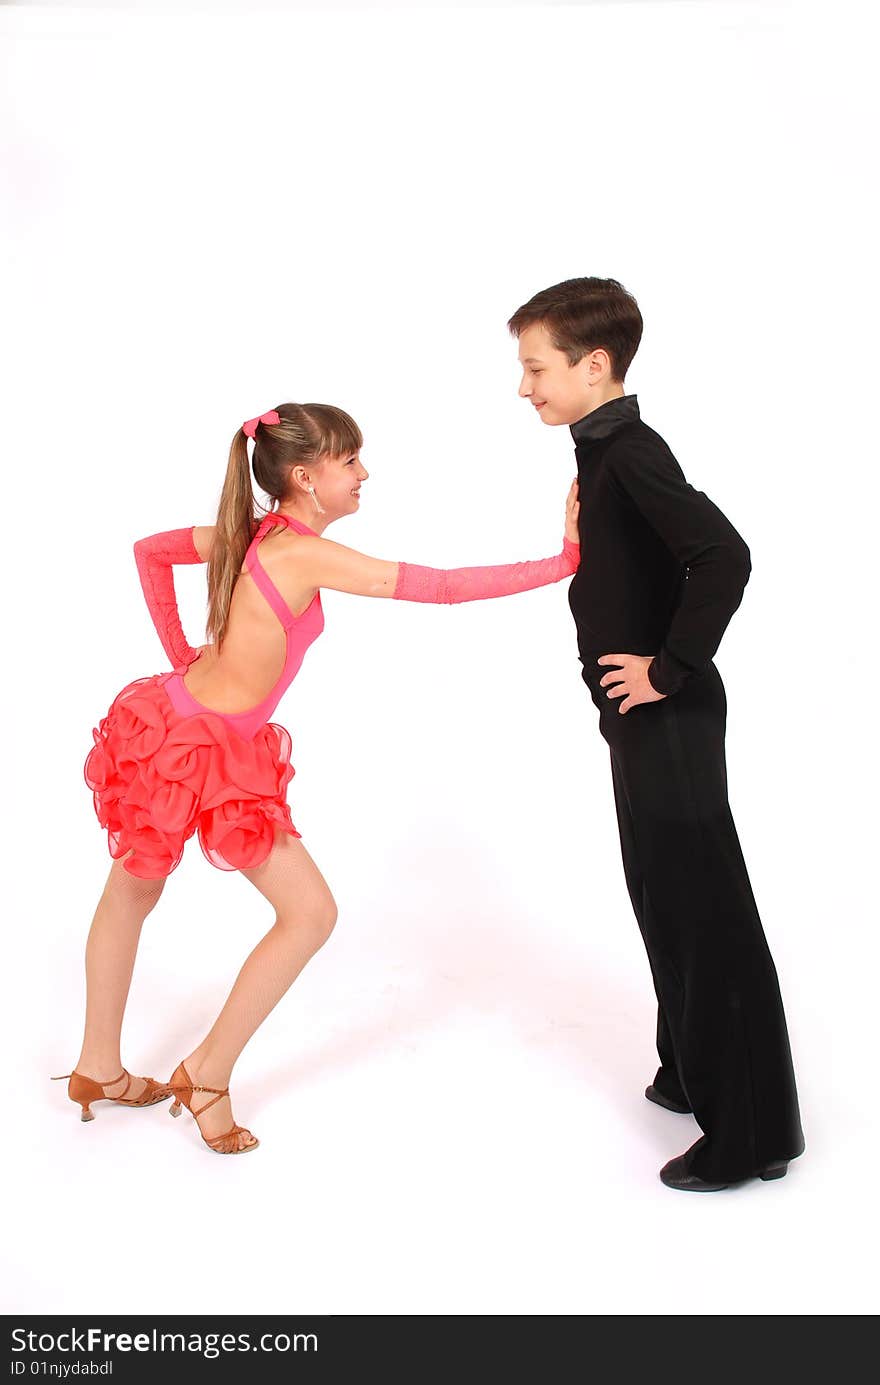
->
83;672;301;879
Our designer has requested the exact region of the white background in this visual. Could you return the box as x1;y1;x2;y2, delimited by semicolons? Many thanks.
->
1;0;877;1315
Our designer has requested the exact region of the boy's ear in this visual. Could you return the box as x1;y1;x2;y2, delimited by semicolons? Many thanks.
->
584;348;612;380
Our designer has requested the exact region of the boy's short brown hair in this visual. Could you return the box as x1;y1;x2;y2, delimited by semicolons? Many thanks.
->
508;277;643;382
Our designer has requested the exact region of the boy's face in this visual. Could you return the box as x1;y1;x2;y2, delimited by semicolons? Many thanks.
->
516;321;595;426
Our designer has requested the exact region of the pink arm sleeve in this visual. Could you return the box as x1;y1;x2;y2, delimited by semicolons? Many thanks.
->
132;526;204;669
392;536;580;604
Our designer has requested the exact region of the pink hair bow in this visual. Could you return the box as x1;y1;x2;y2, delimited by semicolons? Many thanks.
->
242;409;280;439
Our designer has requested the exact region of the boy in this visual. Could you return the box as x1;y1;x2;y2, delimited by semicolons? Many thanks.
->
508;277;804;1190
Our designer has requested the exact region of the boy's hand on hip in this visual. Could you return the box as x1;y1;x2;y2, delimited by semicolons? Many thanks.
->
597;654;668;714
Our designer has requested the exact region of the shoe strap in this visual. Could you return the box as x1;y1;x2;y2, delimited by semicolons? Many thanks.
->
190;1088;229;1116
168;1066;230;1117
169;1062;227;1097
207;1124;254;1150
51;1069;127;1090
169;1081;228;1096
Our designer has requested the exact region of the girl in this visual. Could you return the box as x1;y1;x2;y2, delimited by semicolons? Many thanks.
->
56;403;580;1154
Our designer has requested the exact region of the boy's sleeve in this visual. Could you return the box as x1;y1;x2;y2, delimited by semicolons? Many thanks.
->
605;433;752;695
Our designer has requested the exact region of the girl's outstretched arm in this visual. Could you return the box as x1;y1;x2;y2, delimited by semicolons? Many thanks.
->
291;480;580;603
393;537;580;602
288;534;579;603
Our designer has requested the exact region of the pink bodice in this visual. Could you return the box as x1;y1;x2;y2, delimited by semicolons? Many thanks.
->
162;513;324;739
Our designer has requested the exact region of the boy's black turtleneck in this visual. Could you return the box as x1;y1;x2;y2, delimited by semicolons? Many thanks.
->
568;394;751;696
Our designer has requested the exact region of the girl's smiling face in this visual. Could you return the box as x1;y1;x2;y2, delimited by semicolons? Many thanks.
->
320;450;369;516
292;450;369;520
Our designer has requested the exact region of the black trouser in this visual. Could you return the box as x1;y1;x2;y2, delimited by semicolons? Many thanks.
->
582;656;805;1182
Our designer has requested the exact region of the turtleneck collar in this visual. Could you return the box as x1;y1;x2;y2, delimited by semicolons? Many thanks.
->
570;394;640;446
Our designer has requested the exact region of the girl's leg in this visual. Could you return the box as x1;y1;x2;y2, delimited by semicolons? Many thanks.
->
76;851;167;1100
178;831;337;1149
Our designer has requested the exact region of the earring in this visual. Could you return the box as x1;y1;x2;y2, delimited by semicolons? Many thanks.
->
308;484;326;515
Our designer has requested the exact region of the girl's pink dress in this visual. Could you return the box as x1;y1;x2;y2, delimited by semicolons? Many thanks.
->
84;514;323;880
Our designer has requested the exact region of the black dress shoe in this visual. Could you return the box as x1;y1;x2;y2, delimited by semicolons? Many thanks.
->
659;1153;789;1192
645;1084;692;1114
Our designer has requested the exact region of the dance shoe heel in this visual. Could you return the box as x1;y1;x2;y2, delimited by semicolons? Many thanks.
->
51;1069;171;1121
644;1084;692;1114
660;1152;791;1191
166;1060;259;1155
758;1161;789;1181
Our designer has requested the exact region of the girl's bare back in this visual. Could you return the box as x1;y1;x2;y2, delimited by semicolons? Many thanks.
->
183;525;320;715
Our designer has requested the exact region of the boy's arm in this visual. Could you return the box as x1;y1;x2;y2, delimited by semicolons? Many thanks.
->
132;525;207;669
605;434;751;695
